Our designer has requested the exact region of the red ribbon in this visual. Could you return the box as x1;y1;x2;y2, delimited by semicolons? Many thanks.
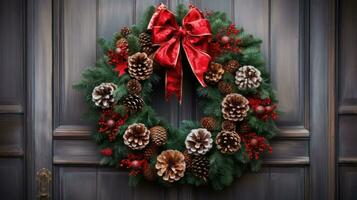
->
148;4;212;103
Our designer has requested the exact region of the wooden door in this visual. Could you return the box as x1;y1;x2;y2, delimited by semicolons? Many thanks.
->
0;0;338;199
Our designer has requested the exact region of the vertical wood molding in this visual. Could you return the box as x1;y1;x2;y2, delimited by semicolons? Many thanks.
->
310;0;336;199
26;0;53;198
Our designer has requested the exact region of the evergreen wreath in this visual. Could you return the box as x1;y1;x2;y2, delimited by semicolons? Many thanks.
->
75;4;279;190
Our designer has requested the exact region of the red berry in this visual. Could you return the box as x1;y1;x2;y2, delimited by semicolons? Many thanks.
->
107;119;115;127
250;138;258;146
115;47;122;54
255;105;265;114
221;35;230;44
265;106;273;113
131;160;140;168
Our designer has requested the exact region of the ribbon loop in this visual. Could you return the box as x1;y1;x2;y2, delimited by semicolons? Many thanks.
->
148;4;212;103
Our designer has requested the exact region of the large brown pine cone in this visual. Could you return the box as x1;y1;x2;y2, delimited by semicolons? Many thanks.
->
123;94;144;113
139;32;155;55
221;93;250;121
126;79;142;95
235;65;262;90
149;126;167;146
204;62;225;84
128;52;154;80
223;60;240;73
183;150;192;170
185;128;213;155
191;156;210;181
91;82;117;109
155;150;186;182
123;123;150;150
200;117;216;131
215;130;241;154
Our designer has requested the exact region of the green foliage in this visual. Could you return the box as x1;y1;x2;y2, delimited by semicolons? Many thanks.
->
73;4;279;191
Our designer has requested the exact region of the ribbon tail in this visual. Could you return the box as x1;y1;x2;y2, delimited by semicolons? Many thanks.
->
165;55;183;104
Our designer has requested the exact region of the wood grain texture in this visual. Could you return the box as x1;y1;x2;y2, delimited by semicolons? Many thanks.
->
0;158;23;200
0;115;23;156
339;166;357;200
338;115;357;160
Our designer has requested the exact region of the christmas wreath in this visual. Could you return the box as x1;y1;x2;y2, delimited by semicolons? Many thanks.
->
75;4;278;190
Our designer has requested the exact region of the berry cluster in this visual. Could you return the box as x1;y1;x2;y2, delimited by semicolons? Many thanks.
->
98;110;127;142
120;154;148;176
242;133;272;160
248;97;278;121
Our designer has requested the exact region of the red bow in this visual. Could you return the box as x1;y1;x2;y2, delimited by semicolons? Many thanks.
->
148;4;212;103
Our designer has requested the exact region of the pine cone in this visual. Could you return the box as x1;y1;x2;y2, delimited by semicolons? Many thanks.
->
183;150;192;170
139;32;155;55
115;38;129;57
204;62;225;84
191;156;209;181
215;131;241;154
120;26;132;38
123;123;150;150
123;94;144;113
200;117;216;131
223;60;240;73
218;81;234;95
128;52;154;80
126;79;142;95
239;121;251;133
143;144;158;160
221;93;249;121
185;128;213;155
155;150;186;182
221;120;236;131
235;65;262;90
92;82;117;109
150;126;167;146
143;165;157;181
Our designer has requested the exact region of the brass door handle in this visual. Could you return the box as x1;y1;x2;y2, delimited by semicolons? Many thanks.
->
36;168;52;200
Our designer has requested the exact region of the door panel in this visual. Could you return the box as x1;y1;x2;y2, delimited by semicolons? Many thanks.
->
53;0;310;199
0;0;25;199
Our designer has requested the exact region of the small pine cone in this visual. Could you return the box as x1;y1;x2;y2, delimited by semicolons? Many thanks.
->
218;81;234;95
120;26;132;38
215;130;241;154
143;144;158;160
183;150;192;170
123;123;150;150
126;79;142;95
200;117;216;131
123;94;144;113
221;93;250;121
223;60;240;73
185;128;213;155
204;62;225;84
191;156;210;181
235;65;262;90
155;150;186;182
150;126;167;146
128;52;154;80
92;82;117;109
239;121;251;133
139;32;155;55
221;120;236;131
143;165;157;181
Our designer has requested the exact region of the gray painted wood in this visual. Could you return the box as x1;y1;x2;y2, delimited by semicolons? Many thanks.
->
0;158;23;200
0;115;23;156
338;116;357;159
339;166;357;200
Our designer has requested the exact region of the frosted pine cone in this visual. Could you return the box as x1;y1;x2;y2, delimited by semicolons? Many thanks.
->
215;131;241;154
235;65;262;90
128;52;153;80
155;150;186;182
149;126;167;146
204;62;225;84
120;27;132;38
185;128;213;155
92;82;117;109
221;93;250;121
139;32;155;55
123;123;150;150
